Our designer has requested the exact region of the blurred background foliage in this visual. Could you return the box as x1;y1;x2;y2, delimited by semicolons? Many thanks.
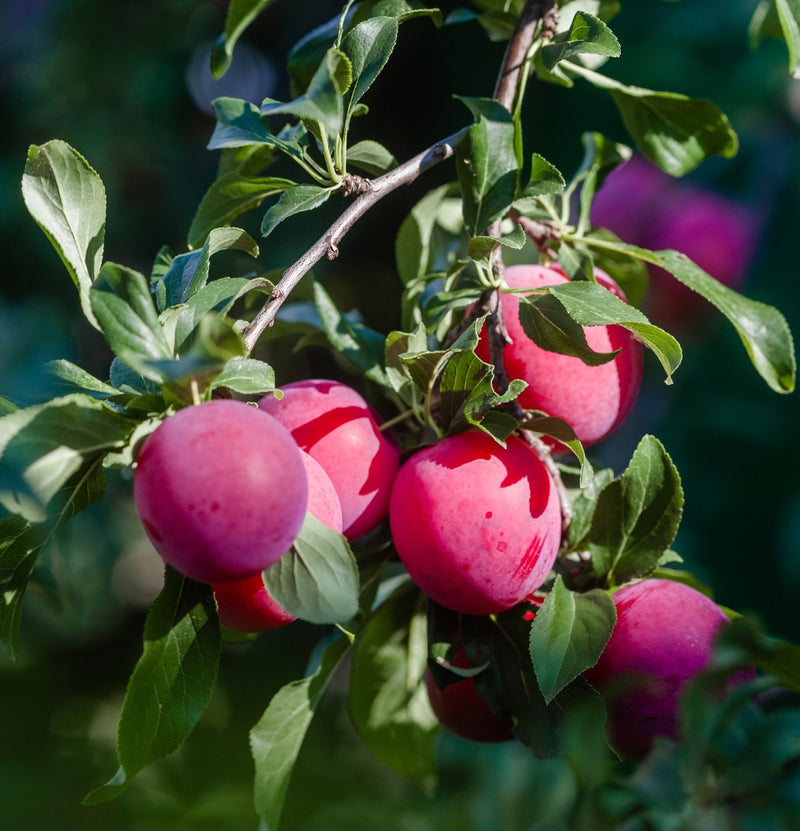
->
1;0;799;829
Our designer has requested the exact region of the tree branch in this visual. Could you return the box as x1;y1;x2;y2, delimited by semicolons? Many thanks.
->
241;130;465;352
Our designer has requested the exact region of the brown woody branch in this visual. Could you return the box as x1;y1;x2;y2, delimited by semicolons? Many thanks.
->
241;130;464;352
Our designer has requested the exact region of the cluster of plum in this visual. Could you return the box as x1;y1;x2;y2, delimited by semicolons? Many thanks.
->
133;262;741;762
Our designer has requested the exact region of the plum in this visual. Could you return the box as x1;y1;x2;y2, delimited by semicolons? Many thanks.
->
259;379;399;540
133;399;307;584
389;430;561;615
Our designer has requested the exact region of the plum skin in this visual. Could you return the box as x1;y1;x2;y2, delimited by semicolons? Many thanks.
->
476;263;643;448
258;379;399;540
389;430;562;616
425;648;514;743
212;450;344;633
133;399;308;584
583;578;747;761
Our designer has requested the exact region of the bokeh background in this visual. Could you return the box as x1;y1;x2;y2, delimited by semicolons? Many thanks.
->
1;1;799;829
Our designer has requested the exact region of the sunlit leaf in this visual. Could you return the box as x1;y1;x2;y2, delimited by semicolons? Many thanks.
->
21;140;106;329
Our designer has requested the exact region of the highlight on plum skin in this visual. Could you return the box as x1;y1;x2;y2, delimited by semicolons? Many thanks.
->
476;263;643;449
213;450;344;633
258;378;400;541
133;399;308;584
583;578;754;761
389;430;562;616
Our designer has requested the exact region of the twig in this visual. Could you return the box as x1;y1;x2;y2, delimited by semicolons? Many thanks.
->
241;130;465;352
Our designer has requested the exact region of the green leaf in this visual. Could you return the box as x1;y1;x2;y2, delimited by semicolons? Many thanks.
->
530;576;617;703
188;174;294;249
262;513;360;625
516;153;566;200
261;184;335;237
262;48;347;138
775;0;800;78
572;132;633;234
565;466;615;550
142;314;247;393
540;11;620;70
385;325;429;404
395;184;452;285
342;17;399;113
251;636;350;831
208;357;276;395
0;460;105;658
346;139;398;175
715;616;800;691
521;414;594;488
467;223;526;263
312;281;390;387
154;228;260;311
21;140;106;329
170;275;272;355
518;294;619;367
90;262;173;372
208;98;307;165
351;0;443;28
547;280;683;382
651;249;795;393
84;568;221;804
349;582;439;786
456;98;518;234
47;359;119;397
0;395;134;523
588;435;684;587
564;63;738;176
210;0;281;78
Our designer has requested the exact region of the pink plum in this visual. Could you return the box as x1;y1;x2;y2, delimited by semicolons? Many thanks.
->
389;430;561;615
426;648;514;743
258;379;399;540
476;264;643;448
213;450;343;633
583;578;748;761
133;400;308;584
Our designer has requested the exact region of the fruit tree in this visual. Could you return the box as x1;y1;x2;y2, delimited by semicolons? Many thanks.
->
2;1;800;829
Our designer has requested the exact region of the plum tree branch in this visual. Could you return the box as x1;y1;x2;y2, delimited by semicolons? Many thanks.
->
242;1;557;354
241;130;465;352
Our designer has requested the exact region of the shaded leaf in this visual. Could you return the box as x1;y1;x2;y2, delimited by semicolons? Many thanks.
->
251;637;350;831
84;568;221;803
211;0;281;78
0;395;134;523
313;281;389;386
349;581;439;786
0;460;105;658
